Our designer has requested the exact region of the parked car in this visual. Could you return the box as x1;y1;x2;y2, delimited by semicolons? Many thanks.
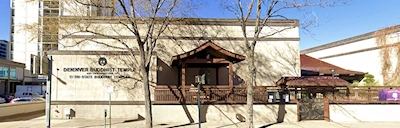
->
0;97;6;104
0;95;12;103
9;97;45;103
14;92;44;98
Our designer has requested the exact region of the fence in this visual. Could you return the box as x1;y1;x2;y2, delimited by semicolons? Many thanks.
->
154;85;400;104
330;86;400;103
154;85;296;104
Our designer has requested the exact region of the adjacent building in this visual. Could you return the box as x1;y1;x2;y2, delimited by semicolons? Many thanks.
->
302;25;400;85
0;40;10;60
0;58;25;95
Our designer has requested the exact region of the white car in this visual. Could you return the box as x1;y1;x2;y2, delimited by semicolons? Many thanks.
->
0;97;6;104
14;92;44;98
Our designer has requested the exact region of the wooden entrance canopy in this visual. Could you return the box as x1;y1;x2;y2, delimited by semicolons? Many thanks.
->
170;41;246;97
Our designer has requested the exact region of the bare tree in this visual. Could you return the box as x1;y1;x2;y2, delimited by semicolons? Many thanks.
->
23;0;197;127
220;0;344;127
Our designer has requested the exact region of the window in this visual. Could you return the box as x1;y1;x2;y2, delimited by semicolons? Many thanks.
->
11;0;14;8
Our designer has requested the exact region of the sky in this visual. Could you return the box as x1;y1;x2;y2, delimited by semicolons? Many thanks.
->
1;0;400;50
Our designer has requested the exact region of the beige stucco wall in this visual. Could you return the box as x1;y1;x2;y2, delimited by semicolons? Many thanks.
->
330;104;400;122
58;23;301;85
0;101;45;118
51;105;145;119
52;104;297;123
50;54;157;101
49;19;300;119
306;33;400;84
153;104;298;123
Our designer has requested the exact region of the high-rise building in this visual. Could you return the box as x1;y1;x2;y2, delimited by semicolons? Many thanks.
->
0;40;9;60
11;0;63;84
10;0;111;77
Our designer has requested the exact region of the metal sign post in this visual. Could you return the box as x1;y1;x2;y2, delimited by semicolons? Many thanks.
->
45;56;52;128
106;86;113;128
195;74;205;128
104;109;107;128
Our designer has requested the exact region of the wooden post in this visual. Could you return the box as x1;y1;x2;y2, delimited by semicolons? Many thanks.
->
323;93;330;122
228;62;233;87
296;99;300;122
368;87;371;101
181;63;186;101
346;87;350;101
228;63;233;102
332;86;336;101
216;67;219;85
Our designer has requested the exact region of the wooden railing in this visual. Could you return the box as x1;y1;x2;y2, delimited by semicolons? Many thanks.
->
330;86;400;103
155;85;400;104
154;85;286;104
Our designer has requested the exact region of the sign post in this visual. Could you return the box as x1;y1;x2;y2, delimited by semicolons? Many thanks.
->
46;56;52;128
106;86;113;128
195;74;205;128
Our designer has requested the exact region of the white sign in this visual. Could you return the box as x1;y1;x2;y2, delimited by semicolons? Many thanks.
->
106;86;114;93
393;92;398;100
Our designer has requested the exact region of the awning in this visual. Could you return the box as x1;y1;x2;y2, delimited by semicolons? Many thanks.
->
170;41;246;66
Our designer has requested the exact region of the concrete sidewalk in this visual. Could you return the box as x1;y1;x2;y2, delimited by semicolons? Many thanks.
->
1;116;400;128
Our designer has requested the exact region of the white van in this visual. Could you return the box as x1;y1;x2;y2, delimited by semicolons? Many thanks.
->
14;92;43;98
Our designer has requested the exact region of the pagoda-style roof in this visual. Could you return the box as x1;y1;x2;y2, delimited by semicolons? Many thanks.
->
300;54;365;75
170;41;245;66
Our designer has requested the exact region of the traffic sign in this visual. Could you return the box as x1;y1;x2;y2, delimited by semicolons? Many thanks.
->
106;86;114;93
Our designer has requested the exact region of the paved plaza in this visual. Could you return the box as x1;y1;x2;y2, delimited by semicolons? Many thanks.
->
1;114;400;128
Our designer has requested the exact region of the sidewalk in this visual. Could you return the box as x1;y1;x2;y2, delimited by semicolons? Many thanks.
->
1;115;400;128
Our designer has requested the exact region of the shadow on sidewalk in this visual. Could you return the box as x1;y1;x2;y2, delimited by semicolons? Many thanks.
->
259;122;280;128
79;114;145;128
165;122;201;128
0;110;45;122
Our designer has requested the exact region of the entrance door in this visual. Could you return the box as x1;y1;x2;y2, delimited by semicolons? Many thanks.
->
299;93;324;120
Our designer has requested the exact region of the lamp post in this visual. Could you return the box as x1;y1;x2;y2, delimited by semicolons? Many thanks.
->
330;69;335;77
56;68;59;100
195;74;205;128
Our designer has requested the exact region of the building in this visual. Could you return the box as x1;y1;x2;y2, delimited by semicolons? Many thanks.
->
301;25;400;85
0;40;10;60
0;58;25;95
13;0;303;123
10;0;51;85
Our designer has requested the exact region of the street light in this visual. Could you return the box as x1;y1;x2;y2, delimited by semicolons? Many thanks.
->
56;68;59;100
330;69;335;77
195;74;205;128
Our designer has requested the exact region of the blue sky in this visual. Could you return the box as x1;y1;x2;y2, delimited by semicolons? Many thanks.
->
1;0;400;50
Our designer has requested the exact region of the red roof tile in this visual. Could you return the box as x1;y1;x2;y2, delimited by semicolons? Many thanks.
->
300;54;365;75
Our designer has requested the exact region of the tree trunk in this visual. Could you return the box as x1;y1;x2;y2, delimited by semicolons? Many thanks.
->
246;51;255;128
139;45;153;128
142;64;152;128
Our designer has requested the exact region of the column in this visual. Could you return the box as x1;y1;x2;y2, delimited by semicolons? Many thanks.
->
228;62;233;87
7;66;10;95
181;63;186;100
324;92;330;122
